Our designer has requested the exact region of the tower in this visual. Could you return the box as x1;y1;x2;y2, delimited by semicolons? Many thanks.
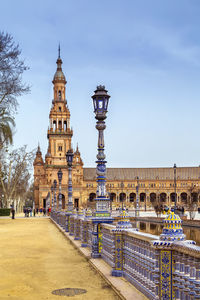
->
47;48;73;166
33;48;84;209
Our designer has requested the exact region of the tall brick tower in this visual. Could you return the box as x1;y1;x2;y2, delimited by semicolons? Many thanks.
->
33;48;83;209
47;46;73;166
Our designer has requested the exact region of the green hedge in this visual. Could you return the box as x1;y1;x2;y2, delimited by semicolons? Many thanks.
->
0;208;11;216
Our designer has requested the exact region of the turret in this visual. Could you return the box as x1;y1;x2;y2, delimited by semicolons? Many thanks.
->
33;145;44;166
74;144;83;167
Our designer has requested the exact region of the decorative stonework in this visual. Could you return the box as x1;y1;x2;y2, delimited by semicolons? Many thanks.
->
160;211;185;242
160;250;173;300
116;209;133;230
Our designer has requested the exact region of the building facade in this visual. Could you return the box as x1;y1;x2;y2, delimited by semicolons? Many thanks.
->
33;55;200;210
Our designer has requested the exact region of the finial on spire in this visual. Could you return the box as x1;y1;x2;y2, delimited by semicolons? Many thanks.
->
58;43;60;58
36;142;41;154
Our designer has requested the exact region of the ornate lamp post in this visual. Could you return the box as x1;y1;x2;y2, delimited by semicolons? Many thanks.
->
92;85;111;215
51;185;54;209
120;182;124;211
57;168;63;210
173;163;177;211
53;179;57;210
135;176;140;217
66;148;74;212
91;85;113;258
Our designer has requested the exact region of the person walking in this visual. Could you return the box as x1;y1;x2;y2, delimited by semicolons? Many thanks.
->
33;208;36;217
11;208;15;219
43;208;46;216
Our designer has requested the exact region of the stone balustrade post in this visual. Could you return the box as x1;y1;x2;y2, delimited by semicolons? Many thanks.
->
111;229;123;277
111;209;137;277
74;210;83;240
69;209;76;236
81;210;92;247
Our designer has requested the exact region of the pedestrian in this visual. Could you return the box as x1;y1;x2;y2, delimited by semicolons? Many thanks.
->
36;208;39;214
30;208;32;217
33;208;36;217
43;208;46;216
11;208;15;219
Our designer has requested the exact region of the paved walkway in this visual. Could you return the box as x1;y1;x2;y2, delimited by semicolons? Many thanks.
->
0;218;120;300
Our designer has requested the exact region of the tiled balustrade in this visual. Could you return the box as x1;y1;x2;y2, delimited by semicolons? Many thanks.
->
51;210;200;299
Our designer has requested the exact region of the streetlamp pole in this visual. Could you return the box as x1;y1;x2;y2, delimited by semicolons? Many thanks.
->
121;182;124;211
174;163;177;211
92;85;111;216
51;185;54;209
57;168;63;210
66;148;74;212
135;176;140;217
91;85;113;258
53;179;57;210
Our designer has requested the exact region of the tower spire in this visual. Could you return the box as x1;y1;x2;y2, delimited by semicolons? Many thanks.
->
58;43;60;59
53;44;66;84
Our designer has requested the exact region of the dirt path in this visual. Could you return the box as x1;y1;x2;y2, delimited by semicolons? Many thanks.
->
0;218;120;300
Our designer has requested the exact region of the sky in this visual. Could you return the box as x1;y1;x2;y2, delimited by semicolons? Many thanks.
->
1;0;200;168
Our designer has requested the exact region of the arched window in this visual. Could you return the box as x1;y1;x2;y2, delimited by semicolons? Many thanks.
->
129;193;136;202
140;193;146;202
89;193;96;202
160;193;167;202
110;193;116;202
150;193;156;203
53;120;56;131
181;193;187;204
58;90;61;100
64;121;67;131
119;193;126;202
58;120;62;131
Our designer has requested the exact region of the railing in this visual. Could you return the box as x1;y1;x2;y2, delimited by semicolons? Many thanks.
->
101;224;115;268
87;220;93;249
50;210;200;300
172;242;200;299
123;231;159;300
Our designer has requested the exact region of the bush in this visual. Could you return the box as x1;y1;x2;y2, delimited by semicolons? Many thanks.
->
0;208;11;216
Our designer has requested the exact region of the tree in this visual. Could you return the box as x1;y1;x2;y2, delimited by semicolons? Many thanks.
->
0;31;30;114
153;200;163;217
0;146;35;208
187;186;199;220
0;111;15;149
